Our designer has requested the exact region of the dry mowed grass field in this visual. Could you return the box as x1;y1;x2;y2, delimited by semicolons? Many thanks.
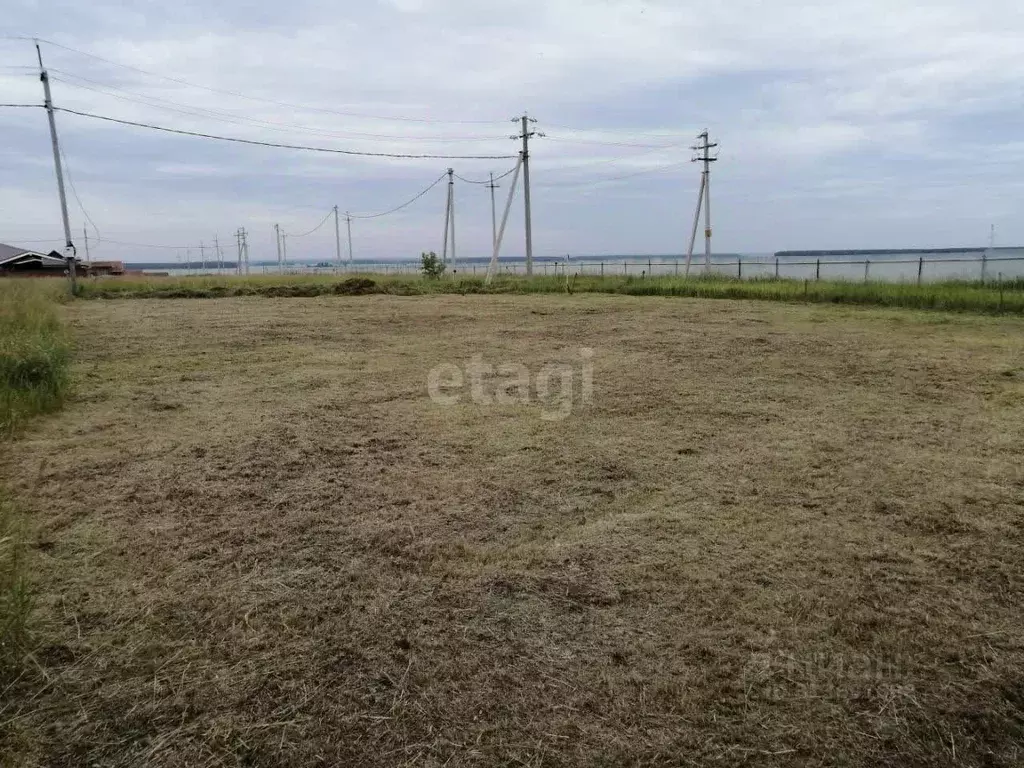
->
2;294;1024;767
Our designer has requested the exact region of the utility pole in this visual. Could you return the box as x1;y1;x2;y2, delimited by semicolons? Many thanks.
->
274;223;282;273
214;235;222;273
447;168;456;273
282;232;288;270
333;205;341;271
200;240;206;273
512;114;543;276
240;227;249;275
36;42;76;294
82;225;91;267
442;171;452;263
346;212;353;268
235;229;242;275
487;172;500;250
691;130;718;272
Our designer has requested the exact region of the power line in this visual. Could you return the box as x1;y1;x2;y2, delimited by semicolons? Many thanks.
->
543;121;692;139
288;209;333;238
55;108;519;160
0;103;42;108
536;160;689;188
57;143;102;241
48;70;510;143
27;38;506;126
544;134;683;149
453;166;518;185
348;172;448;219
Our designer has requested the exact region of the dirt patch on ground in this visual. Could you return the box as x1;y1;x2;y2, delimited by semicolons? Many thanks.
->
2;295;1024;766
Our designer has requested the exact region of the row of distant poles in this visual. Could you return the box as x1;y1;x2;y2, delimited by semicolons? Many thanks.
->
33;37;718;292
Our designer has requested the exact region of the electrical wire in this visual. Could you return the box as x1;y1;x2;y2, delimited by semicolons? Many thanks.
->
28;38;505;126
544;121;693;139
544;134;682;149
287;209;334;238
49;70;510;143
452;166;519;185
0;103;41;108
57;143;102;242
55;108;519;160
348;172;448;219
537;160;690;188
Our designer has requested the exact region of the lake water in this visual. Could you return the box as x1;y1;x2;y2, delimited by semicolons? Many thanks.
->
148;248;1024;284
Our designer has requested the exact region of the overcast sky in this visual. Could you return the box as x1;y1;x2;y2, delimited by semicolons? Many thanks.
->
2;0;1023;263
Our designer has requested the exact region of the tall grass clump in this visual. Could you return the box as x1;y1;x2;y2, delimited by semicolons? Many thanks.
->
0;280;71;435
0;281;69;688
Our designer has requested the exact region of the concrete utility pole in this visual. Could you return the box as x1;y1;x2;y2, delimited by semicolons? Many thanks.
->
241;227;250;275
447;168;456;273
692;130;718;272
346;212;353;268
487;172;500;250
282;232;288;269
214;235;223;273
333;205;341;270
512;114;543;276
275;223;282;272
36;42;76;294
200;241;206;273
235;229;242;275
82;225;91;266
441;171;452;263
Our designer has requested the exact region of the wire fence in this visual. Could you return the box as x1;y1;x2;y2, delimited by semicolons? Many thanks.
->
217;252;1024;284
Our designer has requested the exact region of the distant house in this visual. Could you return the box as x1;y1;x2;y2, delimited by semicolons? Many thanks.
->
0;243;124;277
0;243;70;276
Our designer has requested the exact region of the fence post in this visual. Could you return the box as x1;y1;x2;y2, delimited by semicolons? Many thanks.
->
815;258;821;281
737;256;742;279
624;261;627;276
775;256;779;278
648;257;652;274
601;261;604;277
999;272;1004;313
675;258;679;276
981;251;988;283
917;256;923;286
385;264;389;275
864;259;870;283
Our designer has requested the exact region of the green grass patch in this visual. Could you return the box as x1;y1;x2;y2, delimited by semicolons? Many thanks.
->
0;281;71;435
75;271;1024;315
0;280;70;692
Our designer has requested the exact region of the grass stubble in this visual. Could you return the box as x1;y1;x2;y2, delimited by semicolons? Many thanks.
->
0;291;1023;765
74;271;1024;316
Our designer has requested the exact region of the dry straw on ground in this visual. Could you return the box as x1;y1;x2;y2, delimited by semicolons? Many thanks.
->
2;294;1023;766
